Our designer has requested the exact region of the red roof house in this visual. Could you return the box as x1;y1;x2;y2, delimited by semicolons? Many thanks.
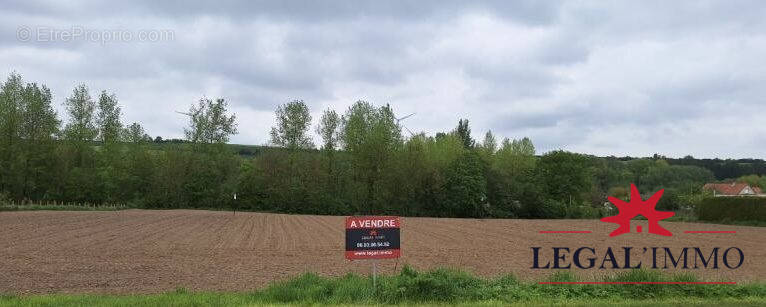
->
703;182;761;196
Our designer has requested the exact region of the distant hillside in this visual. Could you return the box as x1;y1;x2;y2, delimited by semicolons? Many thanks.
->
604;154;766;180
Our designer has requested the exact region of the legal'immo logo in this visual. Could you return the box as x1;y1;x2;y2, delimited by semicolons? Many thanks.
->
531;183;744;272
600;183;674;237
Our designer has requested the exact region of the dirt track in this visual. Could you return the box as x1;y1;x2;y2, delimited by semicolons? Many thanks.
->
0;210;764;294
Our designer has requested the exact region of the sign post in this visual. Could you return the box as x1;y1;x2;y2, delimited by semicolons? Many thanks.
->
345;216;401;291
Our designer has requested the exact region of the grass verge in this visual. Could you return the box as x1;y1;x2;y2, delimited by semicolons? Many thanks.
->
1;267;764;306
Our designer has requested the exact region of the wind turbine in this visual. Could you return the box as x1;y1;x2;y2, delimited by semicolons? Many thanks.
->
396;112;416;136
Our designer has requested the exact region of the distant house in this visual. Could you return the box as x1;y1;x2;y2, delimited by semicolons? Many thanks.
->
703;182;764;197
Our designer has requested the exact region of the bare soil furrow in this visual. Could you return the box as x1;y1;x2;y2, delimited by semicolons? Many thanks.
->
0;210;763;294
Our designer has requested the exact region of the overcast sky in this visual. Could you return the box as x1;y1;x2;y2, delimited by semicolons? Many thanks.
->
2;1;765;158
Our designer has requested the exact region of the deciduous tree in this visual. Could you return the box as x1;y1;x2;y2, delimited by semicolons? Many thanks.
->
63;84;98;144
341;101;402;213
96;91;123;144
184;97;238;144
454;118;474;149
123;122;150;143
270;100;313;149
316;108;340;151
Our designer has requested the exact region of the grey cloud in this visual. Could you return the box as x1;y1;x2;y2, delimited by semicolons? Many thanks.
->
4;0;563;26
489;112;561;131
2;1;765;158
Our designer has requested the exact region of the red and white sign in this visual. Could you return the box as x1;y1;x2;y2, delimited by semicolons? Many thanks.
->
345;216;401;260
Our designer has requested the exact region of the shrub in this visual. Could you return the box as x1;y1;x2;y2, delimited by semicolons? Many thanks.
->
567;205;607;218
443;152;488;218
697;197;766;222
538;199;567;218
386;266;484;302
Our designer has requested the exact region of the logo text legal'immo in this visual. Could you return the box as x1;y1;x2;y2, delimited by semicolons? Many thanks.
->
531;184;744;271
531;246;744;269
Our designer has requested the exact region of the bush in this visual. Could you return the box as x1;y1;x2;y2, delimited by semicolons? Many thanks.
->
697;197;766;222
567;205;607;219
385;266;484;302
443;152;488;218
537;199;567;218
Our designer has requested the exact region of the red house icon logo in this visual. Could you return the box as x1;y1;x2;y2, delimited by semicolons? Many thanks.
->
600;184;675;237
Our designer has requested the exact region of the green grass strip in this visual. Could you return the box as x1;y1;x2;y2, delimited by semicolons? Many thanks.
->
1;267;764;306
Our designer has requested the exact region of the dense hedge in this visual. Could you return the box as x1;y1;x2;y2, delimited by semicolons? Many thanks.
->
697;197;766;222
0;72;719;218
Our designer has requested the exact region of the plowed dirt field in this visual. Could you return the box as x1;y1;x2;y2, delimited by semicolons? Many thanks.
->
1;210;763;294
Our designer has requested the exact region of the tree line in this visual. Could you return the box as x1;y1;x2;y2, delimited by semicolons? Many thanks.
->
0;72;747;218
